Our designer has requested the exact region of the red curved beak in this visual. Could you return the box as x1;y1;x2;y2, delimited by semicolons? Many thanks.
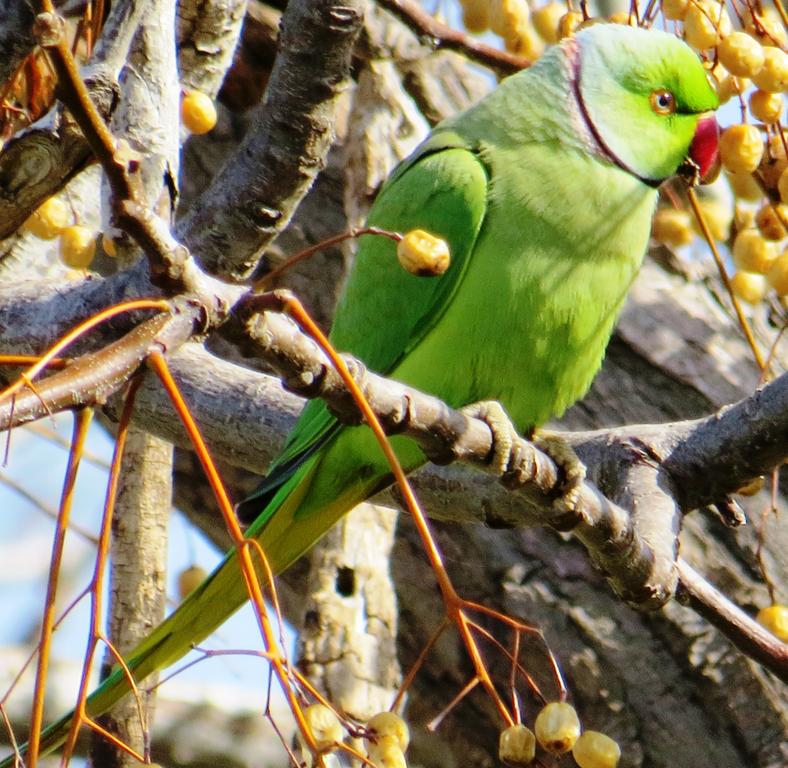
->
690;114;720;184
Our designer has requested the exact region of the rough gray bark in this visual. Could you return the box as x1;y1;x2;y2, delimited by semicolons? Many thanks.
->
176;0;365;280
92;2;181;763
177;0;248;98
95;429;172;768
297;503;402;721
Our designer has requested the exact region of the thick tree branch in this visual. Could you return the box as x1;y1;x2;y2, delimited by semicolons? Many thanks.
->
90;4;181;763
0;304;201;430
2;284;785;677
95;429;171;768
177;0;248;98
0;0;153;240
176;0;364;280
676;560;788;678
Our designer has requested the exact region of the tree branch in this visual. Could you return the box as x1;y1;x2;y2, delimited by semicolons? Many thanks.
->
0;0;153;239
375;0;529;75
2;283;785;677
176;0;365;280
177;0;248;98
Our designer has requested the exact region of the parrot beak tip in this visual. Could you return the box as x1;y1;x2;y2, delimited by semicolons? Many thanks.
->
686;114;720;185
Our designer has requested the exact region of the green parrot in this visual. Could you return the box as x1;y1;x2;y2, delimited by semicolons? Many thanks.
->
9;24;719;763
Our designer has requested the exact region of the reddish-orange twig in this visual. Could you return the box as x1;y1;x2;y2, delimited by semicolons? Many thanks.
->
27;408;93;768
276;293;515;726
686;187;765;370
147;351;319;757
0;299;170;407
60;378;146;766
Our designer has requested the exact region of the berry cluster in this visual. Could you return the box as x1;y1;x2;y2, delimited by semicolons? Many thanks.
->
21;197;97;271
295;705;410;768
21;92;218;271
499;701;620;767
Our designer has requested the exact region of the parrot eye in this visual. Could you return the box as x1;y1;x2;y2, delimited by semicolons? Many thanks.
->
650;89;676;115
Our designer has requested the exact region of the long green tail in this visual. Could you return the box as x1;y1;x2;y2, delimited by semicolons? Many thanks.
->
6;426;422;765
4;460;309;766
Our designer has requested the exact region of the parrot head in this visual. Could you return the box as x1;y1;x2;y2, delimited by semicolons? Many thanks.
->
571;25;719;187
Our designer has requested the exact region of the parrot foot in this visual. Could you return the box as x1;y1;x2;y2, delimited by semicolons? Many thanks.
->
461;400;520;476
533;429;587;516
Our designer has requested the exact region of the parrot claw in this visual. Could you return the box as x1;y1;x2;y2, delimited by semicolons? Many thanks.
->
461;400;520;476
533;429;587;515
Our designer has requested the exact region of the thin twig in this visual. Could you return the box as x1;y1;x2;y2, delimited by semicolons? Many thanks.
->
376;0;529;74
686;187;765;370
27;408;93;768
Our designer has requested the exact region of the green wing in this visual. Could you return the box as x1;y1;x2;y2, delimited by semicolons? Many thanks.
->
238;131;489;521
331;129;488;370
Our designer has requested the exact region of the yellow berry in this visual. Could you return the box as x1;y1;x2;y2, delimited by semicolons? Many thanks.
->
366;712;409;752
751;47;788;93
756;202;788;241
719;124;764;174
715;73;749;105
572;730;621;768
749;90;783;124
577;17;605;32
691;200;732;241
683;0;731;51
302;703;343;751
742;6;788;48
718;33;764;78
607;11;636;25
534;702;580;755
732;229;778;273
22;197;70;240
756;604;788;641
462;0;490;33
778;167;788;205
397;229;450;276
727;171;762;202
490;0;530;38
59;225;96;269
181;90;217;135
767;250;788;294
730;271;768;304
557;11;583;39
504;24;544;59
661;0;690;21
651;208;695;248
499;724;536;765
367;735;407;768
532;2;564;43
177;565;207;600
